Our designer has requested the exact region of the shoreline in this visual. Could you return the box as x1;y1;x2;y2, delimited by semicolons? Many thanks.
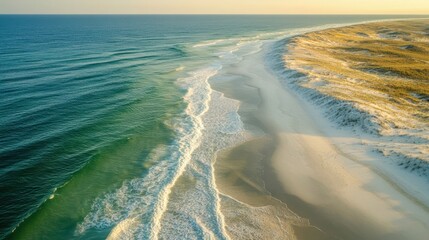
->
212;25;429;239
279;19;429;212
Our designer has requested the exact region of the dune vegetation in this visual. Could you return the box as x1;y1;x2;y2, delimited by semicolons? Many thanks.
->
284;20;429;135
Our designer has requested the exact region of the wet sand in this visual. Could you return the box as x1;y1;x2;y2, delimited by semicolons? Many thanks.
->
212;37;429;239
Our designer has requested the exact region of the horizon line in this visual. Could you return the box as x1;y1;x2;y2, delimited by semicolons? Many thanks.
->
1;13;429;16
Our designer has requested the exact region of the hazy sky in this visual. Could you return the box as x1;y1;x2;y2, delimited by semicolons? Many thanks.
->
1;0;429;14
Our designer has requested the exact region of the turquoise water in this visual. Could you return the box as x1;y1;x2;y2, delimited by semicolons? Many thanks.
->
0;15;423;239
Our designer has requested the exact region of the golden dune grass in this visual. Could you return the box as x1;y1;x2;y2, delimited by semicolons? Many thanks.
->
284;20;429;133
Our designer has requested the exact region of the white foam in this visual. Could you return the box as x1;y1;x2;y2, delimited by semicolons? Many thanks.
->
175;66;185;72
157;86;249;240
193;39;227;48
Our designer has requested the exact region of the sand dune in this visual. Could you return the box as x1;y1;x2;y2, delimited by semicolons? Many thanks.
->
213;25;429;238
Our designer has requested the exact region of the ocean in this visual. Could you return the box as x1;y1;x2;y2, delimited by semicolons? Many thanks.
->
0;15;424;239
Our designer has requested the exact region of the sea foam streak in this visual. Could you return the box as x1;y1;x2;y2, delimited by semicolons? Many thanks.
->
158;90;247;239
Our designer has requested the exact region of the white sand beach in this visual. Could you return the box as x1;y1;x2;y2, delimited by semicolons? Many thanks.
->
214;37;429;239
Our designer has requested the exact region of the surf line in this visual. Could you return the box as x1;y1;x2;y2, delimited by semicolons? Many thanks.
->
149;66;229;239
